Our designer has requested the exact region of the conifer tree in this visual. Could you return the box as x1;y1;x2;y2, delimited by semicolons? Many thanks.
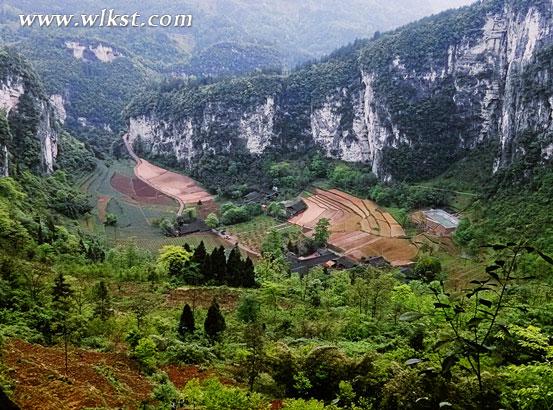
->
93;280;112;321
242;257;257;288
193;241;209;282
51;273;74;373
204;299;226;340
226;246;243;286
52;273;73;304
211;246;227;285
192;241;207;265
178;303;195;338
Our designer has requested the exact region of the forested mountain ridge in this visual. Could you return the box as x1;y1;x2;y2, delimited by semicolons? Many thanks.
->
126;0;553;182
0;0;472;150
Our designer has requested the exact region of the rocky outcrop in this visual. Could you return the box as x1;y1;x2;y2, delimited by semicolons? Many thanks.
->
0;77;24;115
65;41;120;63
128;116;196;164
49;94;66;124
239;97;275;154
37;103;58;174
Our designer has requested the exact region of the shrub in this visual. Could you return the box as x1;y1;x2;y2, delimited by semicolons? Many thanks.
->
165;341;216;365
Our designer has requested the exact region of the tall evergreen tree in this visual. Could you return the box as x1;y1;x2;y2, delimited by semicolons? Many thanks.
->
193;241;210;282
93;280;112;321
192;241;207;265
226;246;243;286
204;299;226;340
52;273;73;304
242;257;257;288
51;273;74;373
211;246;227;285
178;303;195;338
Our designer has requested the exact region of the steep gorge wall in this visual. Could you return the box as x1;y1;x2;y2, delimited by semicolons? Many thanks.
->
0;51;59;175
127;0;553;181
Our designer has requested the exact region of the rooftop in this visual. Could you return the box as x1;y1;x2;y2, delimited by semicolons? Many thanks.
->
423;209;459;229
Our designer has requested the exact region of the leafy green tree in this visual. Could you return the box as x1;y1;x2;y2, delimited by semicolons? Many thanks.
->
403;243;553;404
204;299;226;341
237;294;261;323
313;218;330;247
159;217;175;236
303;346;351;401
205;213;220;229
243;323;266;392
157;245;193;278
133;337;157;373
267;201;285;218
414;255;442;282
178;303;195;338
262;228;284;259
104;213;118;227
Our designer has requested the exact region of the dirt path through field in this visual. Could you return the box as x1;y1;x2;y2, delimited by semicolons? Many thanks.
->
123;134;214;216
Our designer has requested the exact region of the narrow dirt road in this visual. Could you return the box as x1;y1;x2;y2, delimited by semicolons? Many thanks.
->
123;134;213;215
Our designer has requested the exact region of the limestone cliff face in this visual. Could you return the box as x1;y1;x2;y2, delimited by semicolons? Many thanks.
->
356;0;553;179
0;63;59;175
128;0;553;180
128;95;277;166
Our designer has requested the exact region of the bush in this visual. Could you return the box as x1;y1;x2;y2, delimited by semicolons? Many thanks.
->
165;341;216;365
413;256;442;281
133;337;157;373
182;378;266;410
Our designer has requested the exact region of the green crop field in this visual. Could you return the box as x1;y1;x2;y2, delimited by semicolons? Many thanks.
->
78;159;225;253
114;231;227;254
225;215;297;252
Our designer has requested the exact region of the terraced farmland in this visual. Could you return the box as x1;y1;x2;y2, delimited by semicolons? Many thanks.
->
79;160;225;253
290;189;418;266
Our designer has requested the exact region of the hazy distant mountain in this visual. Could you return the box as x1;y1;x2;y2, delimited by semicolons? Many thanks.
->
3;0;475;64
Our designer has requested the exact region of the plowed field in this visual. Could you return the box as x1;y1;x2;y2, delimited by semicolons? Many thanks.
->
290;189;418;266
123;134;215;216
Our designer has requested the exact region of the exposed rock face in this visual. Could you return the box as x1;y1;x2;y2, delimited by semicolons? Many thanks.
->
0;73;58;175
65;41;120;63
129;0;553;180
128;116;195;165
0;76;23;177
239;97;275;154
49;94;67;123
37;103;58;174
0;77;24;114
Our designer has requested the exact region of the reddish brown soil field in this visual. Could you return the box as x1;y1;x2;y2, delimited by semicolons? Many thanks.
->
165;287;241;311
110;172;175;206
123;134;217;216
290;189;418;266
162;364;213;389
3;339;152;410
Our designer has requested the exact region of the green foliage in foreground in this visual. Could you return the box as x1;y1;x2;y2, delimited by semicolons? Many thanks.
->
455;167;553;253
1;148;553;410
